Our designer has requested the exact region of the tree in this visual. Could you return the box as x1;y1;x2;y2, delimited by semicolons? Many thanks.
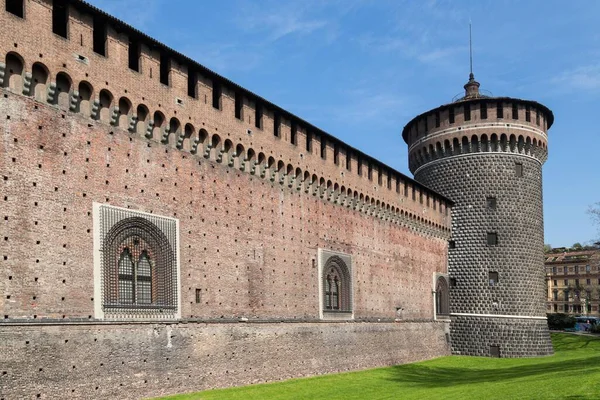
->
589;202;600;242
572;242;583;250
544;244;552;253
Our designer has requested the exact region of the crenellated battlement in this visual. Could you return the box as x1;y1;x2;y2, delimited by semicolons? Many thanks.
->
0;0;451;231
403;96;553;173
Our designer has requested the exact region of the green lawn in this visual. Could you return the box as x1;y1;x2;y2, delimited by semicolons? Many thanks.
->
159;333;600;400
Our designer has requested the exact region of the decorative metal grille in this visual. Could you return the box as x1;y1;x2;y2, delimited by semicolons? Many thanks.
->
322;255;351;312
99;205;178;315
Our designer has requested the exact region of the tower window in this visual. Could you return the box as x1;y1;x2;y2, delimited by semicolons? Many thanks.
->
188;70;198;98
321;252;352;315
489;271;499;286
435;111;440;128
357;157;362;176
449;107;455;124
464;103;471;121
159;54;170;86
448;240;456;249
6;0;24;18
487;232;498;246
128;39;141;72
536;111;540;126
515;162;523;177
306;131;312;152
496;102;503;118
320;137;326;159
92;16;107;56
368;163;372;181
291;122;297;145
273;113;281;137
512;103;518;119
525;105;531;122
255;103;263;129
486;196;497;209
480;103;487;119
52;0;68;39
377;167;382;185
195;289;202;304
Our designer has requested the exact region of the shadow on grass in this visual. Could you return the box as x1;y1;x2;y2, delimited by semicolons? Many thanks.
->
388;334;600;388
387;355;600;388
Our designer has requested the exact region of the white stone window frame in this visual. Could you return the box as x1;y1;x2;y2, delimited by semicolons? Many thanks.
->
93;202;181;321
318;248;353;321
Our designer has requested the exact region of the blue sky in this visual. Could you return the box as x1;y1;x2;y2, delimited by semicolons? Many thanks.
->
88;0;600;247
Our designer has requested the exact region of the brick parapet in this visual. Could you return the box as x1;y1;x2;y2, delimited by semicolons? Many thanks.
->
0;0;451;230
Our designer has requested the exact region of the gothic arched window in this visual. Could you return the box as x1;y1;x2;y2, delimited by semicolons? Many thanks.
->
95;204;179;319
436;276;449;317
322;254;352;313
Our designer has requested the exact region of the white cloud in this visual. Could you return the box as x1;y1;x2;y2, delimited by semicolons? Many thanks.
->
551;64;600;92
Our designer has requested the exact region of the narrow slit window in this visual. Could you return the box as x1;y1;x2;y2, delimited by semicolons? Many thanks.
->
464;103;471;121
255;103;263;129
273;113;280;137
52;0;68;38
159;54;170;86
188;70;198;98
377;167;382;185
387;174;391;190
92;16;107;56
334;145;339;165
357;157;362;176
487;232;498;246
234;92;243;119
290;122;297;145
480;103;488;119
512;103;518;119
368;163;373;181
128;39;140;72
320;137;326;159
346;150;351;171
489;271;499;286
525;105;531;122
536;110;540;126
212;80;221;109
195;289;202;304
515;162;523;177
496;102;503;118
6;0;24;18
449;107;455;124
306;131;312;152
435;111;440;127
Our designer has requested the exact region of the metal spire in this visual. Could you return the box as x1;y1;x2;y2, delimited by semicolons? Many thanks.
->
469;20;473;79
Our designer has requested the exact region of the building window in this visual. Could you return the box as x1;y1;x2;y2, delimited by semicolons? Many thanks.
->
306;131;312;152
346;150;351;171
515;162;523;177
575;279;580;286
6;0;24;18
212;80;221;109
489;271;499;286
195;289;202;304
553;267;557;274
334;145;339;165
536;111;540;125
320;137;327;159
587;279;591;285
357;157;362;176
564;279;569;286
487;232;498;246
496;102;503;118
586;265;591;272
480;103;488;119
575;265;579;273
464;103;471;121
368;163;373;180
320;250;352;317
93;15;107;56
377;167;382;185
94;203;180;320
449;107;455;124
436;276;449;317
159;53;170;86
525;105;531;122
512;103;518;119
128;39;141;72
448;240;456;249
553;290;558;301
234;92;243;119
52;0;68;39
553;279;557;286
435;111;440;128
486;196;497;210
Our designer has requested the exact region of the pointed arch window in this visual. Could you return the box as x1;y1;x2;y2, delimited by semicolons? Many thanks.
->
436;275;449;317
321;252;352;315
95;204;180;319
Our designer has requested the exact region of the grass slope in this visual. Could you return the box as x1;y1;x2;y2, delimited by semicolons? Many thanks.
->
158;333;600;400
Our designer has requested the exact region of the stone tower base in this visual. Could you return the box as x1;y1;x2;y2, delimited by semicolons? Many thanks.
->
450;315;553;357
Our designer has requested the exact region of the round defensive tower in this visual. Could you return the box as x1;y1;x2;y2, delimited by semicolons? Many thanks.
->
403;73;554;357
